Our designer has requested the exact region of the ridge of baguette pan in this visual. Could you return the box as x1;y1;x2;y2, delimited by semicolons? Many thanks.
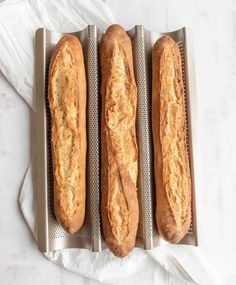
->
48;35;86;234
152;36;191;243
100;24;139;258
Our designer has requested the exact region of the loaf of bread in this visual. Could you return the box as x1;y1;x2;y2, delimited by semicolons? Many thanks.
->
100;25;139;257
152;36;191;243
48;35;86;234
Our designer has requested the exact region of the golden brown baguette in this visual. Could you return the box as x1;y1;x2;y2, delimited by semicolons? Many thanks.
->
152;36;191;243
100;24;139;257
48;35;86;234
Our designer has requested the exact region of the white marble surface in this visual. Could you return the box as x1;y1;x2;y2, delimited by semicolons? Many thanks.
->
1;0;236;284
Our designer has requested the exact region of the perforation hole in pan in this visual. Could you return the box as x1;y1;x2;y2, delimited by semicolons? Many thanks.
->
45;42;91;240
178;40;193;235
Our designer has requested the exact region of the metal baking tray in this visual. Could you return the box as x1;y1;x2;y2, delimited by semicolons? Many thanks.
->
128;26;198;248
35;26;102;253
35;25;198;253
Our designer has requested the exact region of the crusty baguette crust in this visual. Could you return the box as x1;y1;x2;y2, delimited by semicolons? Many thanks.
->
100;24;139;257
152;36;191;243
48;35;86;234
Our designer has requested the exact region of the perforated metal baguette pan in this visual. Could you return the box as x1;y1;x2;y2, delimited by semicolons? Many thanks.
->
127;26;198;248
35;26;103;253
35;25;198;253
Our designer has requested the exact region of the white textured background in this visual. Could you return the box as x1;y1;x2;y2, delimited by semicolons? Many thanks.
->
1;0;236;284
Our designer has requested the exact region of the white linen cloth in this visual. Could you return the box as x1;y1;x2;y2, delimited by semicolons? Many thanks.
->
0;0;227;284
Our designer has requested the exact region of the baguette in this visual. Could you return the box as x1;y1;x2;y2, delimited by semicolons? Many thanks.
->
100;25;139;257
48;35;86;234
152;36;191;243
